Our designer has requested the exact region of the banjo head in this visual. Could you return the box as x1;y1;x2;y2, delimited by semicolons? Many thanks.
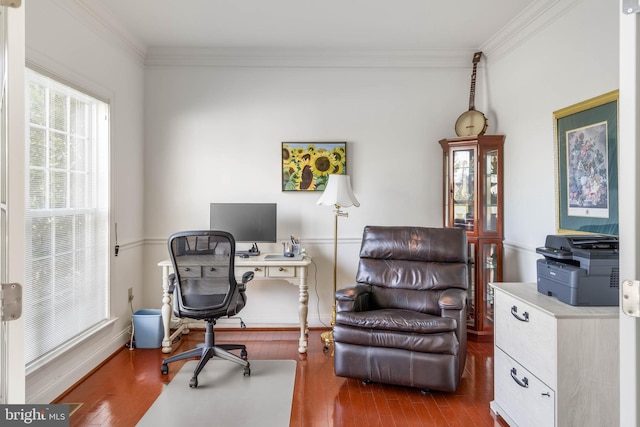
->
455;110;488;137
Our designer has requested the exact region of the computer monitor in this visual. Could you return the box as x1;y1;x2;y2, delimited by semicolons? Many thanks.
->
209;203;277;256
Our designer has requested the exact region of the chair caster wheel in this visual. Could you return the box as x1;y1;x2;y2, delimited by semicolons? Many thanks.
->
243;365;251;376
161;364;168;375
362;380;372;385
420;389;431;395
189;377;198;388
241;349;248;360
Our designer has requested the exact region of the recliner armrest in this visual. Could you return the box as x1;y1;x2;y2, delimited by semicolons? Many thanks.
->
438;288;467;311
336;283;372;313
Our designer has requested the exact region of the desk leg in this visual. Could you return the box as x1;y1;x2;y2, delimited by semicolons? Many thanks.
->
298;266;309;353
161;265;190;354
161;266;172;353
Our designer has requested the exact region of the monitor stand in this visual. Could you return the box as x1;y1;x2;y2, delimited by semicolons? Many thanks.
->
237;242;260;257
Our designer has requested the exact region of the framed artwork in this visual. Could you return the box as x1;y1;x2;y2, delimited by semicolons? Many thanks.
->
281;142;347;191
553;90;619;236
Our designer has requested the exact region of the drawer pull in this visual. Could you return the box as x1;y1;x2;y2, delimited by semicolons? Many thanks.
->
184;267;190;272
541;392;551;397
511;305;529;322
210;267;216;271
279;267;285;271
510;367;529;388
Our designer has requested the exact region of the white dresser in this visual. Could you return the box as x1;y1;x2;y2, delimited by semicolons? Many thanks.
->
490;283;619;427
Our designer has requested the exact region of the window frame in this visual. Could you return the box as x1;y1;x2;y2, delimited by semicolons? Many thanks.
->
24;66;111;371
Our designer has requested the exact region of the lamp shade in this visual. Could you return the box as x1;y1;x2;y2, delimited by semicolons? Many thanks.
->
317;175;360;208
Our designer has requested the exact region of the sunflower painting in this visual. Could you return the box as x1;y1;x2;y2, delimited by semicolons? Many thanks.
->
282;142;347;191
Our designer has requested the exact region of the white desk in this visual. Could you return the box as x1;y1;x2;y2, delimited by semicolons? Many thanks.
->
157;254;312;354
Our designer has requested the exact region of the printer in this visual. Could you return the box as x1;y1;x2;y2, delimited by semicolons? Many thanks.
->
536;234;619;306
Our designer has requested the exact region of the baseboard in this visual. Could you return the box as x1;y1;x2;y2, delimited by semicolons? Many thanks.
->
26;328;130;404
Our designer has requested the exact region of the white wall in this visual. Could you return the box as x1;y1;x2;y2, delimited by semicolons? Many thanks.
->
486;0;619;282
25;0;145;403
142;63;473;325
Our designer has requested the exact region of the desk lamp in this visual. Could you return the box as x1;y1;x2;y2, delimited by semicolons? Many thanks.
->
316;174;359;354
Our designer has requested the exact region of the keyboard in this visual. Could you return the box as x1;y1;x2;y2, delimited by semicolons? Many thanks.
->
264;254;304;261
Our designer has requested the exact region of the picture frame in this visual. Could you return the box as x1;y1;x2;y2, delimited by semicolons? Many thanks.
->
553;90;619;236
281;142;347;191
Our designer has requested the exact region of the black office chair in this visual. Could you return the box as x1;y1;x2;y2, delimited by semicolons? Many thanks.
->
160;230;254;388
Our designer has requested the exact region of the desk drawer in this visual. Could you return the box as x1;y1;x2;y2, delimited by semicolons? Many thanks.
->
203;265;227;278
236;266;266;279
178;266;201;278
495;290;557;388
267;266;297;278
494;348;555;427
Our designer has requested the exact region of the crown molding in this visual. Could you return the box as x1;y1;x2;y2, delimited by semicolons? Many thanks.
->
66;0;147;64
144;47;477;69
68;0;576;69
482;0;583;59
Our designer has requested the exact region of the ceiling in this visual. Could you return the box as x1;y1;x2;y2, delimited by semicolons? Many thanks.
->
77;0;537;53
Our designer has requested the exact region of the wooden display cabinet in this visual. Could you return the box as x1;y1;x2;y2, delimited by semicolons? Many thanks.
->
439;135;505;342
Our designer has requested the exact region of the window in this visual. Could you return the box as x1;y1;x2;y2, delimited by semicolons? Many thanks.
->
25;68;110;367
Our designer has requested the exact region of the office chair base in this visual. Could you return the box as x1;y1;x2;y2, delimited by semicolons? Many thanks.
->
195;342;248;359
160;322;250;387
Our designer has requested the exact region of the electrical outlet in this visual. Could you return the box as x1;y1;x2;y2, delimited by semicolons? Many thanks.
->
128;287;134;302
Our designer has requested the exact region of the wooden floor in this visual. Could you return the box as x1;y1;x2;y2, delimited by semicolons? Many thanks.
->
55;329;508;427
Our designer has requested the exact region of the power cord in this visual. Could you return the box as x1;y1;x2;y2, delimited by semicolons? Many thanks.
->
126;294;135;350
311;259;331;329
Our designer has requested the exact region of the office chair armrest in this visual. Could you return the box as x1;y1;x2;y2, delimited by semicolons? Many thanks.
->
167;273;176;294
239;271;254;292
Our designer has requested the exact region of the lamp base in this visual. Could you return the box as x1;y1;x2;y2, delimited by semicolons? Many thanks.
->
320;330;335;357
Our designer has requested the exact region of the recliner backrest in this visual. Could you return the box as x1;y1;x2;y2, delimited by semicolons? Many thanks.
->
355;226;468;314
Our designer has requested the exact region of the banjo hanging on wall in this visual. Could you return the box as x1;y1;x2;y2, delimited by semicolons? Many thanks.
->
455;51;488;137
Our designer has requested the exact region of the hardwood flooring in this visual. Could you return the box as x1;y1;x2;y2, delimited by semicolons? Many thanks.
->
54;329;508;426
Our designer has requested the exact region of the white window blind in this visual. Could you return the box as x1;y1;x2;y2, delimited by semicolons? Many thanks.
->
25;68;110;367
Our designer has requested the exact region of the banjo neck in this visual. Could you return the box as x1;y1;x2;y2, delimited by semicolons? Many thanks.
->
454;51;487;137
468;51;482;111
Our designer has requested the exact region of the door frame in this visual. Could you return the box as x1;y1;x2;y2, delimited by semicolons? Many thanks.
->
1;3;25;404
618;5;640;426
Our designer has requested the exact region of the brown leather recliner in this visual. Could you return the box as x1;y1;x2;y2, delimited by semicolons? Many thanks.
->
333;226;468;392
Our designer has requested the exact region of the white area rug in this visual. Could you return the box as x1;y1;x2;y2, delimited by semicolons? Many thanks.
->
137;359;296;427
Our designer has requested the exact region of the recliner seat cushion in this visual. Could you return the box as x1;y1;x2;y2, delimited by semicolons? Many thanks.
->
334;309;459;355
334;325;458;355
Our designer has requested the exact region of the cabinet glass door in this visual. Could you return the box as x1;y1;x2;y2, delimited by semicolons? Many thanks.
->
443;150;450;227
483;149;499;233
482;242;499;329
453;149;475;232
466;241;476;327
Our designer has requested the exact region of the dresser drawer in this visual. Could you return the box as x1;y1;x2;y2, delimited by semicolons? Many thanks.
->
494;348;555;427
267;266;297;278
495;290;557;388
